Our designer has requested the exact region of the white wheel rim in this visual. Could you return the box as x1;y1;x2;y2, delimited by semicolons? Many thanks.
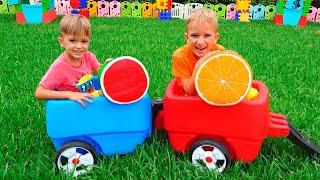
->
57;146;95;177
191;144;227;173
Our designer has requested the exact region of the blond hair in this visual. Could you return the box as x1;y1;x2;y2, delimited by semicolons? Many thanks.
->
60;15;91;37
186;8;218;31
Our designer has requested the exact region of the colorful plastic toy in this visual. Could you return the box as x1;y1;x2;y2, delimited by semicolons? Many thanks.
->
7;4;16;14
80;0;87;9
142;2;153;18
97;0;110;17
121;1;131;17
47;57;152;176
185;3;203;18
214;3;227;19
80;8;89;18
7;0;57;24
159;10;171;20
265;5;276;20
70;0;80;9
316;8;320;22
249;5;253;19
87;0;97;17
274;0;312;27
226;3;236;20
252;4;265;20
152;3;158;18
204;3;215;11
171;2;184;19
283;0;304;26
0;0;9;14
302;0;312;17
110;0;120;17
154;79;319;172
236;0;251;22
99;56;149;104
240;10;250;22
195;51;252;106
55;0;70;15
71;9;80;14
307;6;317;21
47;88;152;176
131;2;142;18
156;0;172;11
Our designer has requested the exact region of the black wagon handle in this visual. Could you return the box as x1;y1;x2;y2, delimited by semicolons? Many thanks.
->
287;123;320;156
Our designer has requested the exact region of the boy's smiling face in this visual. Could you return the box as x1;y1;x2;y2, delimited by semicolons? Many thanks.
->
58;33;90;63
185;21;220;60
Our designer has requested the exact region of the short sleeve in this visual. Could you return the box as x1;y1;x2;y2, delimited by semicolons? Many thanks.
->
172;52;192;79
87;52;101;72
39;65;64;90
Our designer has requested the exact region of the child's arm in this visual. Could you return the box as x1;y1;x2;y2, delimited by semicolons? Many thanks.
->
179;51;220;96
35;85;94;107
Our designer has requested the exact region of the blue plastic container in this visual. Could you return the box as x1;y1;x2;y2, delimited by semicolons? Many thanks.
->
22;4;43;24
283;9;302;26
46;77;152;156
159;10;171;20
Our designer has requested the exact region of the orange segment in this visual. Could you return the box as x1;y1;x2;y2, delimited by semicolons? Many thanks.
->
195;51;252;106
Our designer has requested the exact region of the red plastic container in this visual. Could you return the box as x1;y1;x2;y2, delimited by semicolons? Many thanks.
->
273;14;283;25
159;79;290;163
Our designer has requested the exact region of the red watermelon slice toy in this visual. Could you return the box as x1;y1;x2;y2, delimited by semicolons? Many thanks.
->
99;56;149;104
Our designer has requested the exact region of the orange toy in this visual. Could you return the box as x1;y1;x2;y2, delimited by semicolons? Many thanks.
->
195;51;252;106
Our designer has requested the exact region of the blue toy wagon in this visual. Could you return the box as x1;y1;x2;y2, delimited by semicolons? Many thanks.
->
46;93;151;176
46;58;152;176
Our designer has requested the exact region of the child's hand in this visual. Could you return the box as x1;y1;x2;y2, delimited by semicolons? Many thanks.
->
68;92;94;107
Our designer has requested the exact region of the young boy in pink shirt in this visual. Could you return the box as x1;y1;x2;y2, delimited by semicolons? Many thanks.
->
35;15;101;107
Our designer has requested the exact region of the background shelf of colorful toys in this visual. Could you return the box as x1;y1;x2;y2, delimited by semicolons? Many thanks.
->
1;0;320;25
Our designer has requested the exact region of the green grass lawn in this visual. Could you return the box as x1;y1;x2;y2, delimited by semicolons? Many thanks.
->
0;14;319;179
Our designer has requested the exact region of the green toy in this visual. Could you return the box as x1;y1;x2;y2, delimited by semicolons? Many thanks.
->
204;3;215;11
121;1;131;17
265;5;276;20
276;0;285;15
8;4;16;14
0;0;9;14
42;0;50;12
131;1;142;18
214;3;226;19
302;0;312;16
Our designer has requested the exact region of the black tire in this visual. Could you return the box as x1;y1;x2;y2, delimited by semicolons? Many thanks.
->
55;141;97;176
189;139;230;173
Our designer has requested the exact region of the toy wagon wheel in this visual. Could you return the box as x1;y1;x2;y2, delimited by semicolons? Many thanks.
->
189;139;230;173
55;141;97;177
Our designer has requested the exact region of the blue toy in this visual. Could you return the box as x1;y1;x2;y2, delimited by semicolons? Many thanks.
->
46;77;152;176
252;4;266;20
283;0;304;26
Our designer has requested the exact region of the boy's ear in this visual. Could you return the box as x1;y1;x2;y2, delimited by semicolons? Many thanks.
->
57;37;63;47
184;32;189;43
215;33;220;42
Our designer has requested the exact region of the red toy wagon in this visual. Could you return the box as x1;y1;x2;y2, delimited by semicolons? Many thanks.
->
154;79;319;173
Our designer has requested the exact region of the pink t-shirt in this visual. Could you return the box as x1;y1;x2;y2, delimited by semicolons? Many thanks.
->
40;51;101;92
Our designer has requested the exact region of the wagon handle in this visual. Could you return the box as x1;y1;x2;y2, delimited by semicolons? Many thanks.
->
288;123;320;156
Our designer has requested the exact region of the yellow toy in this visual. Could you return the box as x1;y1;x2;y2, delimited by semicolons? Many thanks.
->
87;0;98;17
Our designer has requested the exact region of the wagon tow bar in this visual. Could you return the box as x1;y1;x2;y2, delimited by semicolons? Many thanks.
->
270;112;320;156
